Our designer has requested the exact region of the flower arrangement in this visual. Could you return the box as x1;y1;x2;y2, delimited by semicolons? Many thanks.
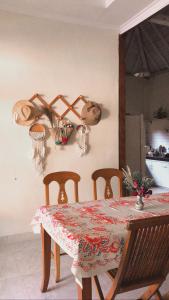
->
122;166;153;197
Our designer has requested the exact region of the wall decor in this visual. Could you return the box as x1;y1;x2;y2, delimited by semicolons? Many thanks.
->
51;119;74;145
81;101;102;125
76;124;89;156
13;93;102;174
12;100;40;126
28;93;88;122
29;123;47;175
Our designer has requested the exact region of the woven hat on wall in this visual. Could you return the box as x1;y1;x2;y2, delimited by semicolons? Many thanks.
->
81;101;101;125
12;100;38;126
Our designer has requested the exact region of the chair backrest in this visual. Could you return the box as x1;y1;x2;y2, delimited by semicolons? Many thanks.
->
43;171;80;205
113;215;169;294
91;168;123;200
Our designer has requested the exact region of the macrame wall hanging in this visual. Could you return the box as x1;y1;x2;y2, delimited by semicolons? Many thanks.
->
76;125;89;156
12;93;102;174
29;123;46;175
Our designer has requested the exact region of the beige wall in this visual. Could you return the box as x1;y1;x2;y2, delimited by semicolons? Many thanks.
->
0;11;119;236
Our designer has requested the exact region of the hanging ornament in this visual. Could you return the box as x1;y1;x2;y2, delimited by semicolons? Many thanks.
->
29;123;47;175
62;119;74;145
76;124;89;156
51;119;74;145
54;119;62;145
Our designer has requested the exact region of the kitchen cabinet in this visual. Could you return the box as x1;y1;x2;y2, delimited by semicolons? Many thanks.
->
146;159;169;188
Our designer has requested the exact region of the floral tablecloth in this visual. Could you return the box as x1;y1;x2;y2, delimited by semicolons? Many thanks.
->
31;193;169;285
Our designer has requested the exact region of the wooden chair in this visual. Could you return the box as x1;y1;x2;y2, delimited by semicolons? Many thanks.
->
43;171;80;282
94;215;169;300
91;168;123;200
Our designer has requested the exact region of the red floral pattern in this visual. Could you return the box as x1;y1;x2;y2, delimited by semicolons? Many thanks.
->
32;193;169;283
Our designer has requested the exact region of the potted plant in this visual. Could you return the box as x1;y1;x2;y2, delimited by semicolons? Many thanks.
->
153;106;168;119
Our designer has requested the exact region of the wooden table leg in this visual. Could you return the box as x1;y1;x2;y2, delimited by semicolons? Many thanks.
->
77;278;92;300
54;242;60;282
41;226;51;293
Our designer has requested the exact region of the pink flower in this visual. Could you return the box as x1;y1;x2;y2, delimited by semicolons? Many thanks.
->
133;180;138;189
62;137;68;144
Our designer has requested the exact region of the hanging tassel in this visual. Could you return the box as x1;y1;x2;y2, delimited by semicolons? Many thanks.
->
76;124;89;156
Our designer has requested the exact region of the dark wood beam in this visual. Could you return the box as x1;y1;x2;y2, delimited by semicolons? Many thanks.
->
131;55;140;74
126;30;136;60
140;24;169;69
149;14;169;27
149;23;169;65
126;31;133;56
142;40;161;71
135;27;149;72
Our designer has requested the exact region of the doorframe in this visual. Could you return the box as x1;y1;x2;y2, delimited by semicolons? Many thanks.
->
119;34;126;170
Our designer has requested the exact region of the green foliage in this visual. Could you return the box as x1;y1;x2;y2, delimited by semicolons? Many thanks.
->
122;166;153;196
132;171;142;188
153;106;168;119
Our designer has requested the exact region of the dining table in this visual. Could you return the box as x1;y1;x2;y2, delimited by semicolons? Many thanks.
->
32;192;169;300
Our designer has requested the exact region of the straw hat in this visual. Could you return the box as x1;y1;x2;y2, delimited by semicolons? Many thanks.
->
12;100;38;126
81;101;101;125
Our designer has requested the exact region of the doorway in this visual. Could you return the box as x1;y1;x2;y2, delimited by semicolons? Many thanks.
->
119;5;169;167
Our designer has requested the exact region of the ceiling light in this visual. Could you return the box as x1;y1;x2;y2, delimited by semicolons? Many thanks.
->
134;71;150;78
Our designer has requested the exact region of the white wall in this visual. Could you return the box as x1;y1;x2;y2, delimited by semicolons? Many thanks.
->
148;72;169;119
126;72;169;149
126;72;169;120
148;119;169;150
126;76;145;115
0;11;119;236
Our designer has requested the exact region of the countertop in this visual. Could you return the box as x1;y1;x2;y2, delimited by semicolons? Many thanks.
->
146;156;169;162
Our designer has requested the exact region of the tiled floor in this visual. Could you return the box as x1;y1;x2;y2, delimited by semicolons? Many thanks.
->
0;187;169;300
0;233;169;299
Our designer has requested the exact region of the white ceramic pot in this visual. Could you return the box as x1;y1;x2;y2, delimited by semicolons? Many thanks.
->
135;195;144;210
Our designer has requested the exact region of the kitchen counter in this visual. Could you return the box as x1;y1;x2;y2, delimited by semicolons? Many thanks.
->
146;158;169;188
146;156;169;162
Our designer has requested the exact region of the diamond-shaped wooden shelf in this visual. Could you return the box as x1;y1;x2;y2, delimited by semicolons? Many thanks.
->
28;93;87;121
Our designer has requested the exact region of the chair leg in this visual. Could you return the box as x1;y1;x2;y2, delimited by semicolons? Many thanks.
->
93;276;104;300
140;284;162;300
54;242;60;282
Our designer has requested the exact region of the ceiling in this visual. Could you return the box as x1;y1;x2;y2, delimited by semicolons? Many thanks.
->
0;0;163;30
125;5;169;76
0;0;169;77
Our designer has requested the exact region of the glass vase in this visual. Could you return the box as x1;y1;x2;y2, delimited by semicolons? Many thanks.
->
135;195;144;210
